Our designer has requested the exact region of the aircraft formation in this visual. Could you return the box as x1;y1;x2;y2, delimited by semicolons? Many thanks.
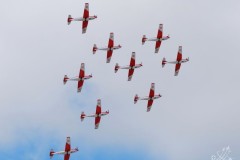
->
50;2;189;160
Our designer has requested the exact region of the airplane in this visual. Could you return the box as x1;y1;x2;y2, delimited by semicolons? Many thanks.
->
63;63;92;92
142;24;170;53
67;3;97;34
134;83;162;112
49;137;78;160
92;32;122;63
114;52;143;81
162;46;189;76
80;99;109;129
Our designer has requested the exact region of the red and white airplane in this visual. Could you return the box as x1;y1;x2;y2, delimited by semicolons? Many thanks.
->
162;46;189;76
67;3;97;34
142;24;170;53
114;52;142;81
63;63;92;92
49;137;78;160
92;32;122;63
80;99;109;129
134;83;162;112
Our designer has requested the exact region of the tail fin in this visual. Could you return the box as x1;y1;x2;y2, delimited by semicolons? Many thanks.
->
162;57;167;68
134;94;139;104
93;44;98;54
80;112;86;122
142;35;147;45
50;149;54;159
67;15;73;25
114;63;119;73
63;75;69;84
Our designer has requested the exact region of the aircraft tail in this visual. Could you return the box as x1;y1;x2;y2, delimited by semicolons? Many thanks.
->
63;75;69;84
142;35;147;45
134;94;139;104
67;15;73;25
114;63;119;73
93;44;98;54
50;149;54;159
162;57;167;68
80;112;86;122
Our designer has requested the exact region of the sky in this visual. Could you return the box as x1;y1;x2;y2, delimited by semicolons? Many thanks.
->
1;0;240;160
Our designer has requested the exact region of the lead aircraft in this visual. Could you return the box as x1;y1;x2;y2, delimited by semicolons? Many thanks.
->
49;137;78;160
162;46;189;76
81;99;109;129
142;24;170;53
134;83;162;112
67;3;97;34
63;63;92;92
93;32;122;63
114;52;142;81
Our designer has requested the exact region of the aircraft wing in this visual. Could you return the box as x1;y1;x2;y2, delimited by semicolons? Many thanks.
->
96;99;102;114
147;100;153;112
155;41;162;53
175;63;181;76
106;50;113;63
64;154;70;160
130;52;135;66
95;99;102;129
128;69;134;81
176;46;182;61
157;24;163;39
149;83;155;97
65;137;71;152
155;24;163;53
108;32;114;48
82;21;88;34
95;116;101;129
83;3;89;18
175;46;182;76
77;80;84;92
82;3;89;33
79;63;85;78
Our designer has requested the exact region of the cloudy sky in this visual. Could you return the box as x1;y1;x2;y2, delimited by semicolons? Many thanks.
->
1;0;240;160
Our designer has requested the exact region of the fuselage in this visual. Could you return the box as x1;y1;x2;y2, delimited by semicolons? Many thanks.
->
118;64;142;70
167;58;189;64
140;95;161;100
71;15;97;22
148;36;170;42
53;149;78;155
69;75;92;81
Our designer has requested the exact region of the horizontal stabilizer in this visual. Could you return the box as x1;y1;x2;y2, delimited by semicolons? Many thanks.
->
50;149;54;159
115;63;119;73
80;112;86;121
63;75;69;84
142;35;147;45
93;44;98;54
162;57;167;68
134;94;139;104
67;15;72;25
